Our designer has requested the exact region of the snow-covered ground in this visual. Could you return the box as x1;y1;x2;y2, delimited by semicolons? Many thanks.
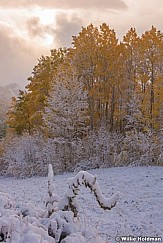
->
0;166;163;242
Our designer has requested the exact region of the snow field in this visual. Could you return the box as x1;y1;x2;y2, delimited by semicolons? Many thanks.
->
0;166;163;242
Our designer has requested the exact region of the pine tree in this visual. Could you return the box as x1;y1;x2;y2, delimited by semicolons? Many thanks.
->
44;67;89;171
26;48;67;132
124;91;144;133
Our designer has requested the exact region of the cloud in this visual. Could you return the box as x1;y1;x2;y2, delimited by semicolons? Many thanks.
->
0;24;47;87
0;0;127;10
111;0;163;39
26;16;53;39
0;0;163;89
54;14;83;47
44;0;127;10
26;17;44;38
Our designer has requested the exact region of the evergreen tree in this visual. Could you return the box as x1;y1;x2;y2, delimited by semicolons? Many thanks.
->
44;67;89;171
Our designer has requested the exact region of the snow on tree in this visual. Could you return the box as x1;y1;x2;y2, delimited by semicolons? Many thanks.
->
3;133;46;178
77;126;122;170
124;91;144;132
44;67;89;171
119;91;157;166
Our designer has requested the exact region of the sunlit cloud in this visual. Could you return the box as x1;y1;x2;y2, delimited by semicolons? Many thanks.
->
0;0;162;87
0;0;127;10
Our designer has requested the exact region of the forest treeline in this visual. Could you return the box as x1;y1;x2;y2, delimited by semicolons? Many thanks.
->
0;24;163;177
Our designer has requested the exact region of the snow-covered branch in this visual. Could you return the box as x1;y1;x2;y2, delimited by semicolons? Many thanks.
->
58;171;119;217
46;164;59;217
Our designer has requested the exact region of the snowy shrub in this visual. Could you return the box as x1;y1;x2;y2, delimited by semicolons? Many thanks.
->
0;164;119;242
120;129;159;166
46;164;59;217
81;128;122;169
3;134;46;178
42;138;81;174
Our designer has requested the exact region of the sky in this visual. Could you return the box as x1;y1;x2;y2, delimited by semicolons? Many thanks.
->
0;0;163;88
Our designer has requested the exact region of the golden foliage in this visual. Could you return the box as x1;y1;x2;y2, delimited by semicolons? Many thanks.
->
6;25;163;135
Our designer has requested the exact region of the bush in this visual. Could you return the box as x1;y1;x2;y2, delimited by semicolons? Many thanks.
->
0;164;119;242
3;134;46;178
